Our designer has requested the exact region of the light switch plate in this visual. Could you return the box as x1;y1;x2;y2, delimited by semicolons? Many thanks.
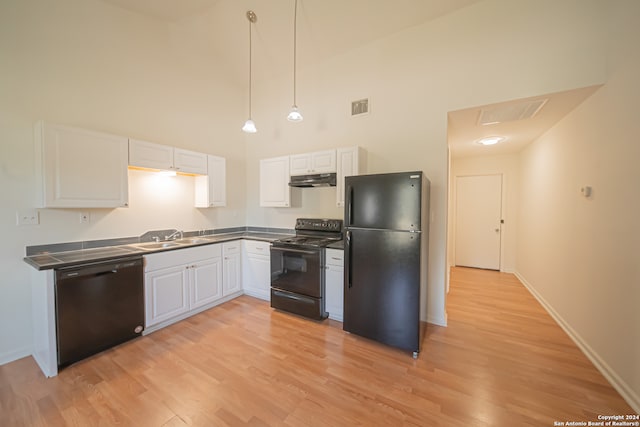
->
16;210;39;225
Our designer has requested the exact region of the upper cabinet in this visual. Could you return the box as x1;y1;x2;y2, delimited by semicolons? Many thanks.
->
35;122;129;208
195;155;226;208
260;156;290;207
129;139;208;175
336;146;366;207
290;150;336;176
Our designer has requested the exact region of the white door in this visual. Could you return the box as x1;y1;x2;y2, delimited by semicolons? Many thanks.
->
455;174;502;270
190;257;223;309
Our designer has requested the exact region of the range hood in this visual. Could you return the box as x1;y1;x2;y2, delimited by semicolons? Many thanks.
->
289;173;337;188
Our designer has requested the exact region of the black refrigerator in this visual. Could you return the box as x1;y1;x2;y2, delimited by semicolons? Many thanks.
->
343;171;430;357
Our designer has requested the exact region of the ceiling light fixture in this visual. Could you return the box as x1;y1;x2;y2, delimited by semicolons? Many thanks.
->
476;136;505;146
242;10;258;134
286;0;303;122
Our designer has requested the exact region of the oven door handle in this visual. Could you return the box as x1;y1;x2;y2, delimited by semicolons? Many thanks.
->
270;247;318;255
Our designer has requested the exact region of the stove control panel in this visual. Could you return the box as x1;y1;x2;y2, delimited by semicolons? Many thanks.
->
295;218;343;231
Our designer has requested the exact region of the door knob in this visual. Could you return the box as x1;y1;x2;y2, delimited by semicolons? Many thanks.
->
495;228;500;232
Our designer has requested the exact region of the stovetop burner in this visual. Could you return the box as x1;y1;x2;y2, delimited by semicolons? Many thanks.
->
273;218;343;248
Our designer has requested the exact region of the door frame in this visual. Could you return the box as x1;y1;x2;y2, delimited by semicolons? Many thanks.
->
452;173;505;271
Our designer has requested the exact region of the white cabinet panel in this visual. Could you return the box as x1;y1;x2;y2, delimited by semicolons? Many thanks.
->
336;146;366;207
242;240;271;300
129;139;208;175
145;266;190;327
223;242;242;296
325;248;344;322
35;122;129;208
174;148;208;175
128;139;173;170
195;155;226;208
290;150;336;176
260;156;290;207
191;257;223;309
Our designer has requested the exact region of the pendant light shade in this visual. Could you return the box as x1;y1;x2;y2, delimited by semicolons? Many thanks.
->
243;10;258;133
287;0;303;122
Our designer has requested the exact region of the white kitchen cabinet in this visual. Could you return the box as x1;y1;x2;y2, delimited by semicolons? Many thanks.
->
242;240;271;301
129;138;208;175
222;241;242;296
260;156;290;207
290;150;336;176
325;248;344;321
336;146;366;207
144;244;224;331
195;155;227;208
34;121;129;208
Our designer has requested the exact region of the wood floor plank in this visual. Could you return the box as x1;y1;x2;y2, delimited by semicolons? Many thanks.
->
1;267;635;426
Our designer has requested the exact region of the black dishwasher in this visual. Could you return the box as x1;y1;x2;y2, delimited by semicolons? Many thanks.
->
55;256;144;369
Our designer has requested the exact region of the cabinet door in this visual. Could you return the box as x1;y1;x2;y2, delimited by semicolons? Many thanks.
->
336;146;365;207
325;249;344;321
223;252;242;296
36;122;129;208
289;153;312;176
311;150;337;173
242;252;271;301
129;138;173;170
145;266;189;327
195;155;226;208
190;257;223;310
325;264;344;322
260;156;290;207
174;148;208;175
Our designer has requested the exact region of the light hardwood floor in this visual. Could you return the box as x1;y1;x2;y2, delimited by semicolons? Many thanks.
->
1;267;635;426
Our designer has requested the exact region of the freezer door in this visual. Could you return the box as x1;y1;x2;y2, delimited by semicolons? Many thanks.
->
345;172;422;231
344;228;421;352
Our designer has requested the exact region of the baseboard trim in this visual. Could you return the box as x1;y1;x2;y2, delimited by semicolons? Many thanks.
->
515;271;640;414
0;346;31;366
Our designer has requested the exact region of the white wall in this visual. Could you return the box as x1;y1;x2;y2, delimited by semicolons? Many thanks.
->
245;0;609;326
516;0;640;411
450;154;519;273
0;0;246;363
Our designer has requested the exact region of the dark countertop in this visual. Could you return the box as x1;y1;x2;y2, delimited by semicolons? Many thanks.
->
24;231;292;271
326;240;344;249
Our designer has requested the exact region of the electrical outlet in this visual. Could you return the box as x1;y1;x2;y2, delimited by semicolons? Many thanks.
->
80;212;90;224
16;210;39;225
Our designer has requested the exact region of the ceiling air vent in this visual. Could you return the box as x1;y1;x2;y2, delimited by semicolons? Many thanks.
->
351;98;369;116
478;98;548;125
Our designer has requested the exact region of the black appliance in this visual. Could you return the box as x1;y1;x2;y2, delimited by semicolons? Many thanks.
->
55;256;144;369
270;218;343;319
288;173;337;188
344;171;430;358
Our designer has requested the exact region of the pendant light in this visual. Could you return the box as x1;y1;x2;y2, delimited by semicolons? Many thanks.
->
242;10;258;133
287;0;303;122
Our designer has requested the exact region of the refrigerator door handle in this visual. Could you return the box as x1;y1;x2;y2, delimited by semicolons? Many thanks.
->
346;230;352;288
347;185;353;226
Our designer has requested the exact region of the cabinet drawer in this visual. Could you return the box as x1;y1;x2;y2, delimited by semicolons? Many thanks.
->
223;241;240;254
243;240;271;256
325;248;344;266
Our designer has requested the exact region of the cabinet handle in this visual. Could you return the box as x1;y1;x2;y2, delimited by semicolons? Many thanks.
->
331;257;342;261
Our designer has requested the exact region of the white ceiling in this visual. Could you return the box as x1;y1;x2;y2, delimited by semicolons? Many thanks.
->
448;85;602;158
99;0;598;158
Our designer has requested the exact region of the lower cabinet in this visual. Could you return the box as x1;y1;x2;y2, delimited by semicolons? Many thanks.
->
325;248;344;321
222;241;242;296
242;240;271;301
144;243;236;332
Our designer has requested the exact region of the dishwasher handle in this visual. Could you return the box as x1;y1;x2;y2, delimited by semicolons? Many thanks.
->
56;257;143;280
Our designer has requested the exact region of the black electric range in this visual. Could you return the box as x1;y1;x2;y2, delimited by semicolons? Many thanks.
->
270;218;343;320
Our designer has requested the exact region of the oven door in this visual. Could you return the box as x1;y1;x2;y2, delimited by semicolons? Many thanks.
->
270;246;322;298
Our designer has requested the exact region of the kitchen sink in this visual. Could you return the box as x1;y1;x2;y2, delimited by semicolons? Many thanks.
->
131;241;183;250
174;238;211;245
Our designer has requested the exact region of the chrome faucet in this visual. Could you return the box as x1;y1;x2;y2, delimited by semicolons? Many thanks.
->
165;230;183;241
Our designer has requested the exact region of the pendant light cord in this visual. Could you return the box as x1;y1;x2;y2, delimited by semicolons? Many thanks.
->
248;15;252;118
292;0;298;106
